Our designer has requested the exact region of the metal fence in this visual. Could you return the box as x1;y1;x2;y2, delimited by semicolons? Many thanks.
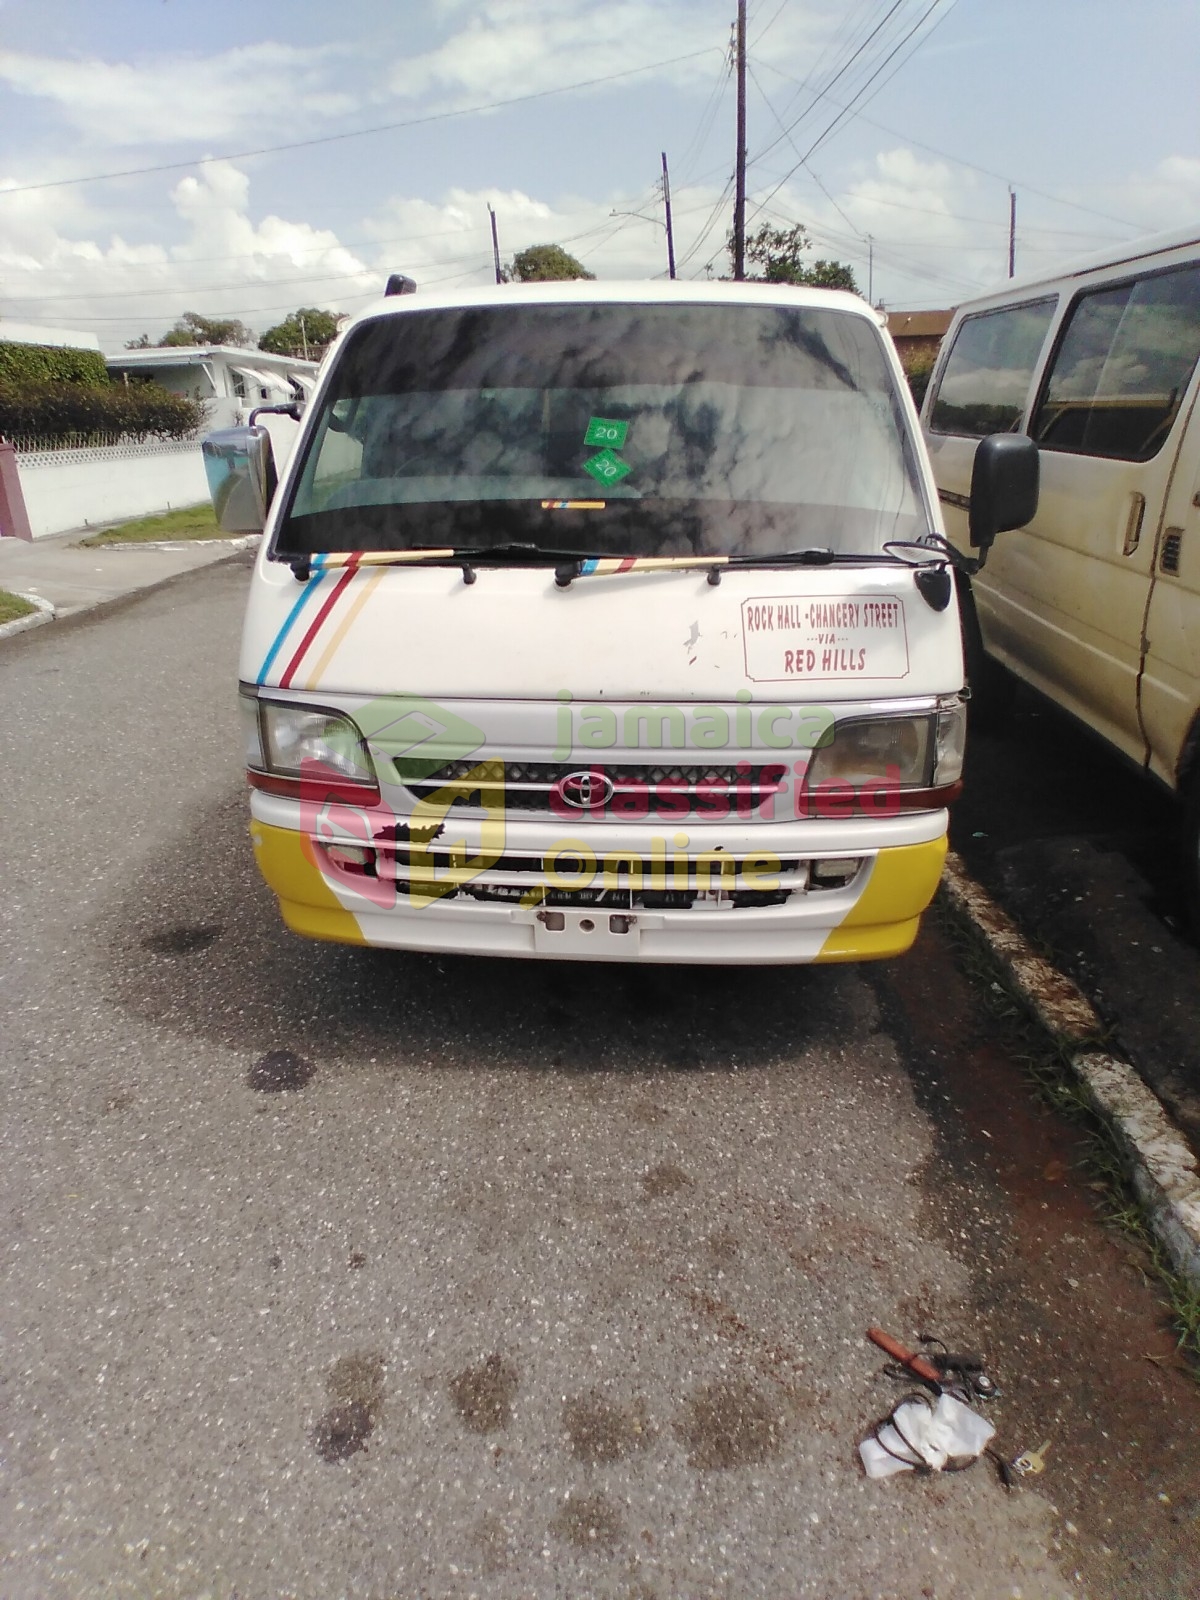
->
8;428;205;456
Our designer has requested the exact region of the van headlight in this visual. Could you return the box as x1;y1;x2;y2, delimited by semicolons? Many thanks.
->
805;700;966;801
241;691;380;801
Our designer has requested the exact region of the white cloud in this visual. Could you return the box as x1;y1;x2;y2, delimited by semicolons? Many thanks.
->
362;182;686;289
0;42;353;146
0;162;381;349
390;0;752;104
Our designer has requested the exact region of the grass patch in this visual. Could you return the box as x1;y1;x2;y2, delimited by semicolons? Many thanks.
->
934;892;1200;1371
0;588;37;625
80;503;219;546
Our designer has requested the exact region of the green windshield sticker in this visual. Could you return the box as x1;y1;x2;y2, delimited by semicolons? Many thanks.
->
584;417;629;450
582;448;633;486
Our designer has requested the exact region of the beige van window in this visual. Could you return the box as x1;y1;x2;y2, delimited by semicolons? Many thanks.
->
1031;263;1200;461
928;298;1056;437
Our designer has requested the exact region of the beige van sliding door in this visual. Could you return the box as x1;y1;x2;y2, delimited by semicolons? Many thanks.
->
1015;264;1200;766
1139;374;1200;790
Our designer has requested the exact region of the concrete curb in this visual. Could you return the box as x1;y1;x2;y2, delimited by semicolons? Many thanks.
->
77;534;261;553
0;589;56;642
941;850;1200;1286
0;544;255;645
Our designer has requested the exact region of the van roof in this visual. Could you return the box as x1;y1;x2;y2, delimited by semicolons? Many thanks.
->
960;222;1200;310
341;277;886;332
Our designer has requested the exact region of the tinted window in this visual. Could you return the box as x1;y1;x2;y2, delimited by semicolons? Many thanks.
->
1031;264;1200;460
280;302;929;558
929;298;1056;437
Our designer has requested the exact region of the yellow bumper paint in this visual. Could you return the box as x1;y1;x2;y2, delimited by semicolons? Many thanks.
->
250;820;367;946
250;820;946;962
816;836;948;963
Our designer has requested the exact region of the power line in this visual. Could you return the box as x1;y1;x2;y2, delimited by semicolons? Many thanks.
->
749;0;790;48
751;0;910;169
0;47;720;199
746;62;864;241
766;0;893;130
749;0;955;229
804;0;963;164
752;56;1142;229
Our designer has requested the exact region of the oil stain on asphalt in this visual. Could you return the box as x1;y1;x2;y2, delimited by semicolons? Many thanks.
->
673;1379;784;1470
562;1392;653;1464
140;924;222;956
312;1352;386;1464
551;1490;623;1552
247;1048;315;1093
641;1162;691;1199
449;1352;519;1434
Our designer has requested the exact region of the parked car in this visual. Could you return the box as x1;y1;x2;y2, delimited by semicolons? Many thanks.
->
921;225;1200;923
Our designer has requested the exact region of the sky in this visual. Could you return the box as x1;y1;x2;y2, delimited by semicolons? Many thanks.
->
0;0;1198;351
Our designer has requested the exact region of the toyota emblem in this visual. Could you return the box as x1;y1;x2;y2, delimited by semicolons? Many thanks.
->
557;769;615;809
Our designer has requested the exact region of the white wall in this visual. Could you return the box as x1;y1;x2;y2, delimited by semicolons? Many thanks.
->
15;418;302;539
16;440;210;539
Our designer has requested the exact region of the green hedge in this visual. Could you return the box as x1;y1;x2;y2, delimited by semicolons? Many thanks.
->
0;341;109;389
0;381;205;445
902;350;937;408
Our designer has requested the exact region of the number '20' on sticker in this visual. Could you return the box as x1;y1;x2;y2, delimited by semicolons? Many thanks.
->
584;417;629;449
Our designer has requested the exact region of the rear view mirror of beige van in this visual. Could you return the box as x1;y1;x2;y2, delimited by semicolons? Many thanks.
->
968;433;1039;552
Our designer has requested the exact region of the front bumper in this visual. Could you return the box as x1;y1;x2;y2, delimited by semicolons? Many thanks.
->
249;806;948;965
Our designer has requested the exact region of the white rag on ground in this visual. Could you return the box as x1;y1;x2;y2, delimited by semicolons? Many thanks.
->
859;1392;996;1479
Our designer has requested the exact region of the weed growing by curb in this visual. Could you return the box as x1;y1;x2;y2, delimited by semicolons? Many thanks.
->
933;891;1200;1371
80;503;218;545
0;588;36;626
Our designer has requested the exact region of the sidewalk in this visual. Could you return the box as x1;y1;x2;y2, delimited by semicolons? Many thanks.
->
0;527;256;623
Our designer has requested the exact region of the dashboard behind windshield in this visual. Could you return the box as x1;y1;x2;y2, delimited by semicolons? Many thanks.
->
278;301;930;558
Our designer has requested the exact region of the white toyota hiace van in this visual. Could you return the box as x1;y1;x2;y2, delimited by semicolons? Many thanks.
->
921;226;1200;918
204;280;1035;964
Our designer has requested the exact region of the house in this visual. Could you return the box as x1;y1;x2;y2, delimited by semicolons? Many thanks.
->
104;345;320;431
885;309;956;364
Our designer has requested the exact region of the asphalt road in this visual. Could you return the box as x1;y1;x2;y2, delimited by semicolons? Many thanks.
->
953;688;1200;1152
1;559;1198;1600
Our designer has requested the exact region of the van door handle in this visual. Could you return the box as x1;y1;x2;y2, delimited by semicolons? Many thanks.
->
1123;492;1145;555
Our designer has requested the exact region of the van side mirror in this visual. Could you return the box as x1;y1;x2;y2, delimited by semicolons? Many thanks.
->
202;425;277;533
969;433;1039;552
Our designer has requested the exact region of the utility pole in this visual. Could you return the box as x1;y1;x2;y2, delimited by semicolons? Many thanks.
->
299;313;309;361
733;0;747;281
867;235;874;305
661;151;677;280
1008;188;1016;279
488;204;503;285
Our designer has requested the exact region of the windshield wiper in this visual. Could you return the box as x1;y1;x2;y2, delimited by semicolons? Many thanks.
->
286;543;607;582
553;547;906;589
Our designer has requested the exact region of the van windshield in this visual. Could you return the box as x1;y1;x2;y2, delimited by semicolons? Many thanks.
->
278;301;930;559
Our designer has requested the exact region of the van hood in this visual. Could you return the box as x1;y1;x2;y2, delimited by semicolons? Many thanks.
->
242;553;962;703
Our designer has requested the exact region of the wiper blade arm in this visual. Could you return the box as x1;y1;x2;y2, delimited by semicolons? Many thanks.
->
553;547;900;589
286;543;608;581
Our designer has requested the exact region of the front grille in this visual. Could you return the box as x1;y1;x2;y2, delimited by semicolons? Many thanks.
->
319;837;865;914
394;757;789;818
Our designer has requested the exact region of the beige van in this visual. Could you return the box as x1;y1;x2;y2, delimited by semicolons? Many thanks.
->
920;225;1200;919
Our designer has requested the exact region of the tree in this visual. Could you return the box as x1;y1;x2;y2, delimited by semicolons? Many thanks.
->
504;244;595;283
258;307;341;359
732;223;860;295
158;312;254;348
125;333;153;349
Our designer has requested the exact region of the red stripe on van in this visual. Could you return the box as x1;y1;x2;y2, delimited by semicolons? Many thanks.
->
278;554;361;688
